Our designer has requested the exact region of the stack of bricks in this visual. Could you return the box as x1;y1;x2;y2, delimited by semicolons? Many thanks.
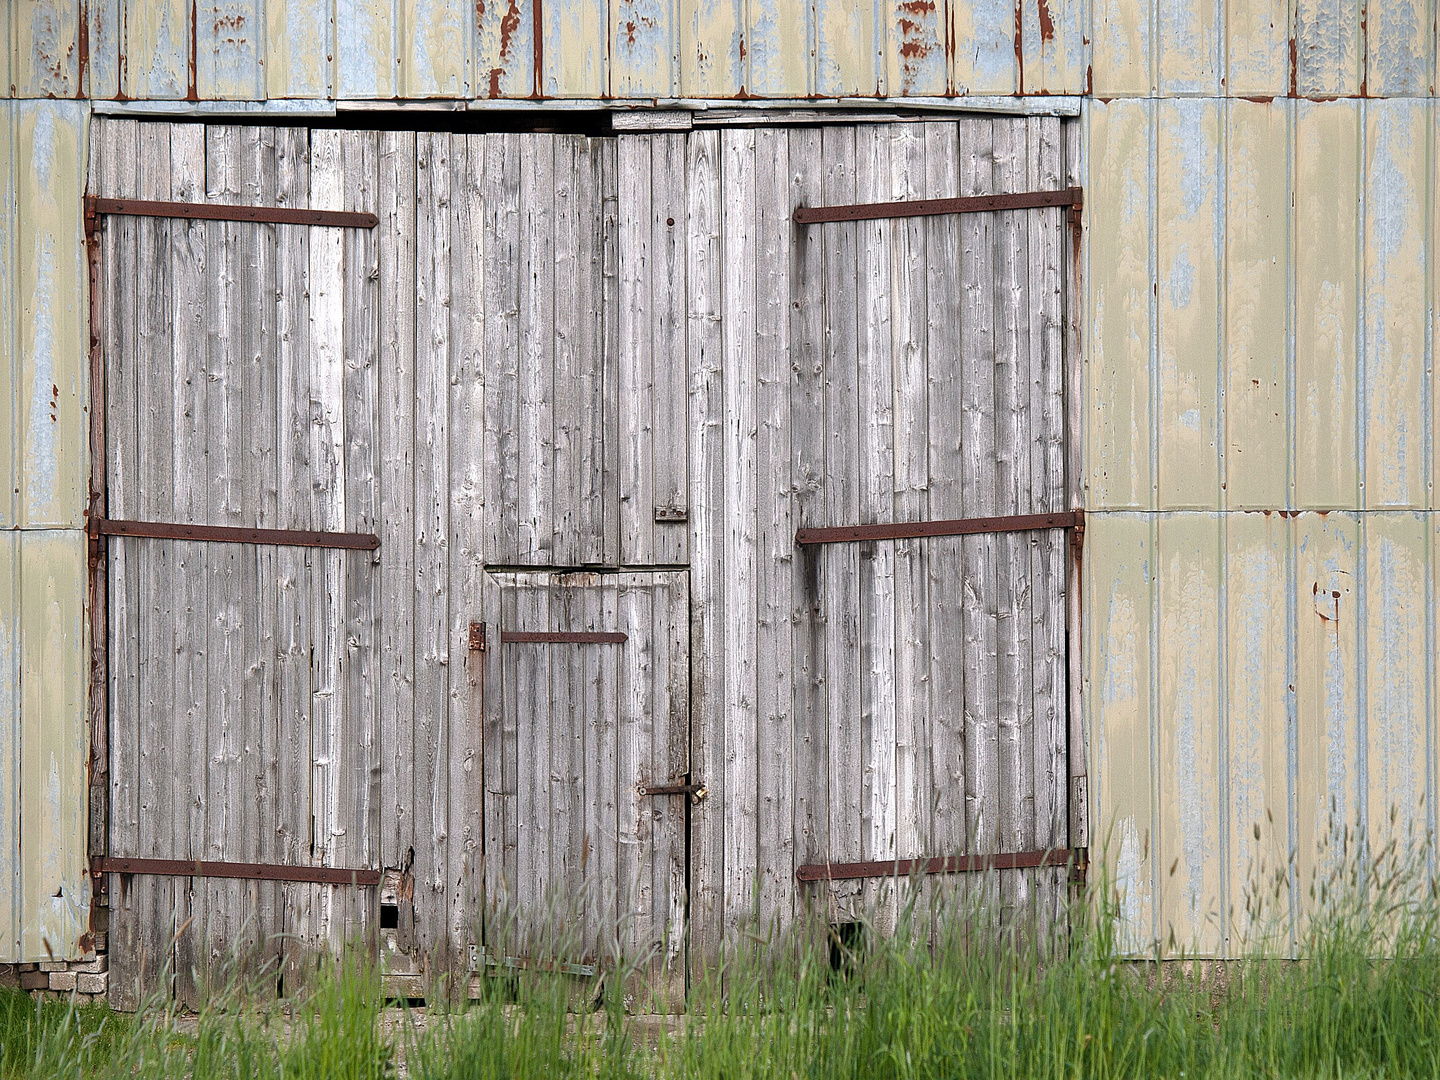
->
0;904;109;1002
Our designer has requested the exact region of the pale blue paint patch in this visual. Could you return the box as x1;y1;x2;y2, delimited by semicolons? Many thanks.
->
1370;532;1420;842
1159;0;1218;92
197;0;265;99
1167;247;1194;308
134;0;190;99
1369;0;1428;96
1173;559;1215;931
337;0;388;98
1230;543;1279;901
1115;816;1150;953
1102;583;1138;705
960;0;1019;93
612;0;673;97
23;114;58;523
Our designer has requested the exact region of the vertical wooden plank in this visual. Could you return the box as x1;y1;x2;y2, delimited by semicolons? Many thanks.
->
721;127;760;942
618;135;656;566
1294;101;1360;510
599;143;622;567
518;134;555;566
167;122;209;1009
925;121;967;891
1363;100;1428;510
272;124;315;989
652;134;690;564
788;126;828;936
891;124;930;922
1225;101;1290;511
1156;99;1222;511
236;126;279;974
201;124;248;988
1087;99;1155;511
958;118;1000;909
448;133;485;966
686;127;725;969
482;134;521;567
597;579;622;963
577;138;609;566
1225;511;1292;947
549;578;581;943
617;576;652;969
376;129;416;944
1292;512;1360;934
753;126;794;938
341;130;381;953
854;124;897;929
1156;513;1223;955
551;138;583;569
657;571;690;1002
514;585;551;955
992;118;1035;925
479;572;506;951
1087;513;1158;955
820;124;863;924
413;130;453;981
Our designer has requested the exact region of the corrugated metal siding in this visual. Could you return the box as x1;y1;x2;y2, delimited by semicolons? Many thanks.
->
0;99;91;964
1084;93;1440;955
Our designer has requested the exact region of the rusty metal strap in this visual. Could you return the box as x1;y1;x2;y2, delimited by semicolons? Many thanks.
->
796;848;1079;883
793;186;1082;225
796;510;1082;546
94;518;380;551
86;195;378;231
501;631;627;645
93;856;381;887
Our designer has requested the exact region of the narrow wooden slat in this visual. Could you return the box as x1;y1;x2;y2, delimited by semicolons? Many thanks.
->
518;135;556;566
95;518;380;549
551;138;584;567
618;136;656;565
88;194;378;229
792;185;1082;224
651;135;689;564
482;134;522;567
616;577;650;973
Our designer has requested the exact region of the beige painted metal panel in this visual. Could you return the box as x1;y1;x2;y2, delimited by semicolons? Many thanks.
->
1086;512;1157;954
1091;0;1152;96
1156;99;1221;511
9;530;90;963
1158;0;1221;94
1362;100;1428;510
1295;101;1362;510
15;102;89;530
1224;100;1289;511
1086;99;1153;511
1225;0;1289;97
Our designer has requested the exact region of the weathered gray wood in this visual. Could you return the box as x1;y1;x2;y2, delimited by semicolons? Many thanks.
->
854;124;897;929
1062;116;1086;855
482;133;521;568
599;144;622;567
656;572;690;1004
448;133;485;974
578;140;610;566
651;135;689;565
753;126;794;939
518;135;556;567
376;128;417;969
618;136;656;566
272;124;315;994
820;124;863;925
787;125;828;942
413;130;452;983
685;127;724;971
551;138;584;568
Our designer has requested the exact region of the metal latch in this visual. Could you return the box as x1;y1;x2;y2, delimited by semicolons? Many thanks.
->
637;780;707;802
468;621;487;652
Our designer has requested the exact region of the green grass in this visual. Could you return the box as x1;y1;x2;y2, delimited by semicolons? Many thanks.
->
11;848;1440;1079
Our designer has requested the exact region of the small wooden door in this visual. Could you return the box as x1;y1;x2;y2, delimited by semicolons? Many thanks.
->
478;570;690;1002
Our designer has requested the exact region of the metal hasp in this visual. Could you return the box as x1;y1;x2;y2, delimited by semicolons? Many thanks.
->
638;780;707;801
501;631;628;644
91;518;380;551
85;195;379;231
796;510;1083;546
796;848;1082;882
92;856;381;887
792;186;1082;225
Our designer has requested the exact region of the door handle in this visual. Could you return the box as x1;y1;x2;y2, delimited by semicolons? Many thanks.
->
637;781;707;802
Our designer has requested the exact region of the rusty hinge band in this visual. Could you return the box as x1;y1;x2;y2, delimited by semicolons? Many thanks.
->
793;186;1082;225
796;510;1082;546
92;856;381;886
796;847;1079;883
638;781;707;800
85;195;378;231
469;621;488;652
501;631;627;645
93;518;380;551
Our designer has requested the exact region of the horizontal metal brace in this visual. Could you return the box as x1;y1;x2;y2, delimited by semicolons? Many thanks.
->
638;780;707;801
793;186;1082;225
86;195;378;232
796;848;1080;883
796;510;1082;546
501;631;627;645
93;856;381;886
93;518;380;551
479;947;596;978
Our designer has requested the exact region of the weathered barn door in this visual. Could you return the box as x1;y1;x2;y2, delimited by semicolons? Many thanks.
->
93;121;385;1009
476;571;690;1002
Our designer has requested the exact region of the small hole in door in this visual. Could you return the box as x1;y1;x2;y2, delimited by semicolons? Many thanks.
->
380;903;399;930
829;921;864;974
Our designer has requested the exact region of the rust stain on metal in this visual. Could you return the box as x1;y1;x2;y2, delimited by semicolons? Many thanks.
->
1013;0;1024;94
531;0;544;99
497;0;522;59
1288;35;1297;97
1036;0;1055;43
187;1;198;100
